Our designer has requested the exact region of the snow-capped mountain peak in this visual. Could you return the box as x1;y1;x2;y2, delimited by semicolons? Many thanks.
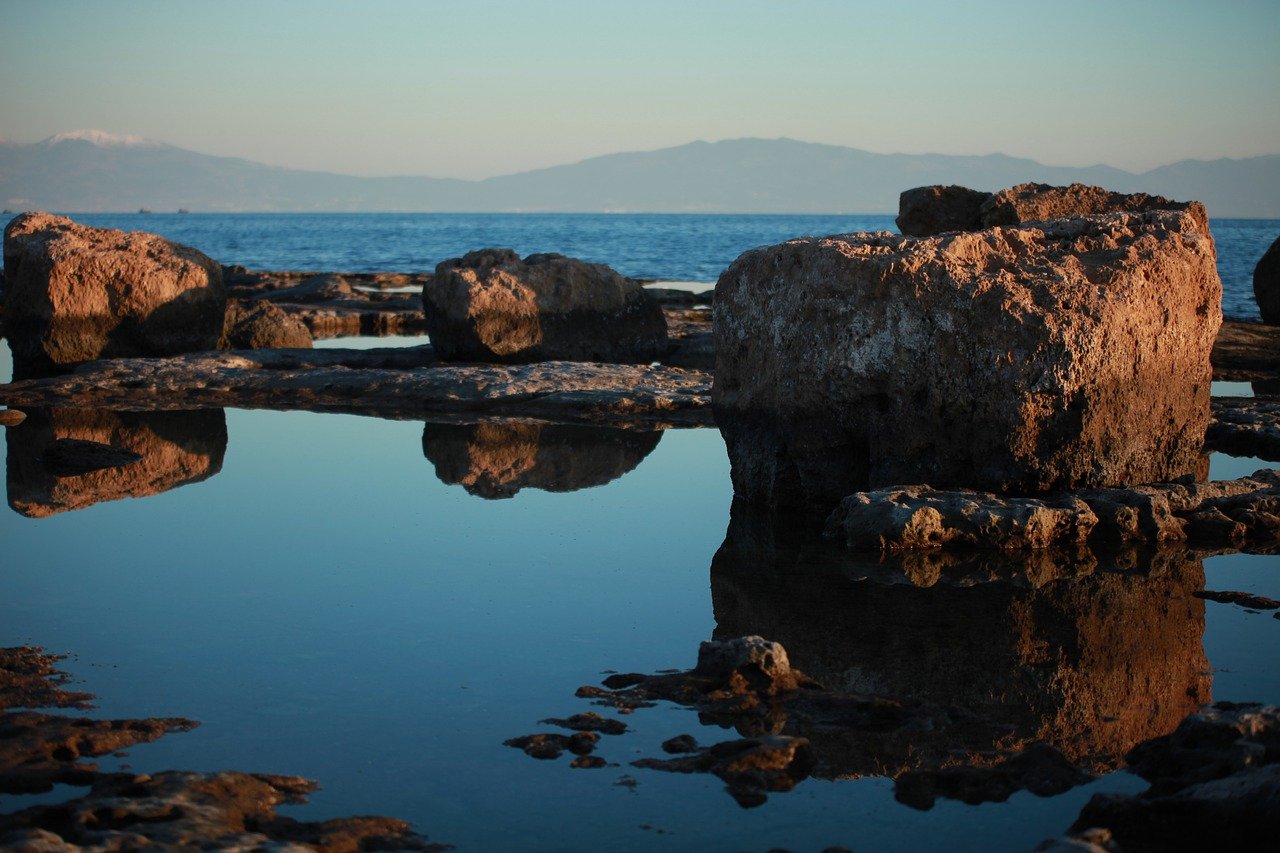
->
43;129;165;148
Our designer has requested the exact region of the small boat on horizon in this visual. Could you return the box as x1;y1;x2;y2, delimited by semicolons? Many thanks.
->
177;208;190;214
138;208;151;214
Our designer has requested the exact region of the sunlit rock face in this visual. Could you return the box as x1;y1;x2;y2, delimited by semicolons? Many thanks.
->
6;408;227;517
713;210;1221;513
709;504;1211;777
424;248;667;363
2;213;225;376
421;419;661;499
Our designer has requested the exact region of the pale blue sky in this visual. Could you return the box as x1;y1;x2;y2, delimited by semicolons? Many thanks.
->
2;0;1277;178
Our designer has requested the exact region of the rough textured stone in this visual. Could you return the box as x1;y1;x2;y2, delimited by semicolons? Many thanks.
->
6;408;227;518
713;210;1221;512
823;471;1280;552
1208;396;1280;460
220;298;312;349
1255;235;1280;324
422;419;661;498
1210;319;1280;380
2;213;225;374
0;352;712;425
425;248;668;363
979;183;1209;233
0;647;92;712
896;185;991;236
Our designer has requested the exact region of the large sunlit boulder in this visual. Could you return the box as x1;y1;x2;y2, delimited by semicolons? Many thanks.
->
2;213;225;374
713;209;1221;513
422;248;667;363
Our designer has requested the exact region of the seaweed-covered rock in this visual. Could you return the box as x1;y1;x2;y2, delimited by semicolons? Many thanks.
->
714;210;1220;512
425;249;667;363
2;212;225;375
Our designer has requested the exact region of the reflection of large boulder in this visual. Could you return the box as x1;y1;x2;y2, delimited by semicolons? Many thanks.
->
2;213;225;375
7;408;227;517
709;504;1211;776
421;419;661;498
424;249;667;363
713;210;1220;513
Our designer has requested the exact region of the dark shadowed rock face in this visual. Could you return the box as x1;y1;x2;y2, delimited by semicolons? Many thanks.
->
6;408;227;517
896;185;991;236
1255;234;1280;324
713;210;1220;513
421;419;662;498
424;248;668;363
2;212;225;375
220;299;313;349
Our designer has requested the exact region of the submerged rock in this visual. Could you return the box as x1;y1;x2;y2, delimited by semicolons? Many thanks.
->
424;248;668;363
1253;234;1280;324
2;212;225;375
6;408;227;517
220;298;312;349
422;419;662;498
714;210;1221;512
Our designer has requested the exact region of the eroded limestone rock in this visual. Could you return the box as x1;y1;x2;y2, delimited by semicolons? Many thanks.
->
714;211;1220;513
424;248;667;363
220;298;312;349
2;213;225;375
979;183;1209;233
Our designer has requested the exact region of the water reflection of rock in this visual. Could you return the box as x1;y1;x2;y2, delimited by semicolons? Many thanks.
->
422;419;661;498
6;408;227;517
710;504;1212;777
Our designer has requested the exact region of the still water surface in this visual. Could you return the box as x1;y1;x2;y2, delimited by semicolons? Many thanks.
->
1;214;1278;850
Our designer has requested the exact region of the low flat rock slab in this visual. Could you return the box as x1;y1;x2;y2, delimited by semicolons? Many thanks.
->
0;350;713;426
1207;396;1280;460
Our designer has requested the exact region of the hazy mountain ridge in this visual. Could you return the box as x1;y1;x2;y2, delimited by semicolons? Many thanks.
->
2;133;1276;217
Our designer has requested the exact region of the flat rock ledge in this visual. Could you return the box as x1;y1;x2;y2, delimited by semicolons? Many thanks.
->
0;349;713;426
1207;396;1280;461
825;469;1280;552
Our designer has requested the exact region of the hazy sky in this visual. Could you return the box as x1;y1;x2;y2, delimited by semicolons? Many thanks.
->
3;0;1277;178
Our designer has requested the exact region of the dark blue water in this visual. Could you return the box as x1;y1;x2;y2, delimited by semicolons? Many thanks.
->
2;214;1278;851
63;212;1278;320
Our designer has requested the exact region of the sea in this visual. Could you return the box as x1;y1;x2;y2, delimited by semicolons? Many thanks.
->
1;213;1278;852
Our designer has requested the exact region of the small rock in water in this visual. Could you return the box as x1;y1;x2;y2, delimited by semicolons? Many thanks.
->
0;409;26;427
1194;589;1280;610
40;438;143;477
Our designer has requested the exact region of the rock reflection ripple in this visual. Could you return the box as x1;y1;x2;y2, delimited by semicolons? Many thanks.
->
422;418;661;499
710;503;1212;777
6;407;228;517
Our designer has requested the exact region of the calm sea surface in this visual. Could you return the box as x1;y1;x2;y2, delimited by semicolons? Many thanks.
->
1;214;1278;851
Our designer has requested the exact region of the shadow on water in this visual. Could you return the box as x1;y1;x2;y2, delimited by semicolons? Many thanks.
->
5;408;228;517
421;418;662;499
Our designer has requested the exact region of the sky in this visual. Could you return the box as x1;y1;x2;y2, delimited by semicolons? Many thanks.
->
2;0;1277;179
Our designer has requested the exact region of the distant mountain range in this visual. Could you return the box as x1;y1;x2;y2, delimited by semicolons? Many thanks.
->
2;130;1277;217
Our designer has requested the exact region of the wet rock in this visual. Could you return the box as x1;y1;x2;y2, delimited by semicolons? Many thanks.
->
895;185;990;236
2;213;225;375
422;419;662;498
662;734;700;754
0;353;712;425
7;408;227;518
1254;235;1280;324
220;298;313;349
425;248;668;363
894;742;1095;809
504;731;600;760
979;183;1209;233
1194;589;1280;610
0;770;447;851
0;409;25;427
1207;396;1280;460
1034;828;1120;853
824;486;1097;552
1071;703;1280;850
714;210;1219;513
256;272;363;304
824;470;1280;552
634;734;813;808
0;647;92;711
539;712;628;735
0;711;197;794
